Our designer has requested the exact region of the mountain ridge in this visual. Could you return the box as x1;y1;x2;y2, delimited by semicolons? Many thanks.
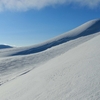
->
0;27;100;100
0;19;100;86
0;19;100;57
12;19;100;56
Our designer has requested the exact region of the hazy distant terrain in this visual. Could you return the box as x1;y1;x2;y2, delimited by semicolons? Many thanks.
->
0;44;12;49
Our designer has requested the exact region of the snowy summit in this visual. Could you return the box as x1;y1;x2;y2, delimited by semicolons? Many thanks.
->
0;19;100;100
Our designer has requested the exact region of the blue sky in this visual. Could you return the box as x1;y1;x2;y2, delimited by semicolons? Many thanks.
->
0;0;100;46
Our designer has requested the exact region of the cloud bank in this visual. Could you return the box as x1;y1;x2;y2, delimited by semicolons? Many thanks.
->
0;0;100;11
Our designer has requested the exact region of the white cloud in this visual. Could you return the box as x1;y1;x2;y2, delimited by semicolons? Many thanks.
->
0;0;100;11
72;0;100;8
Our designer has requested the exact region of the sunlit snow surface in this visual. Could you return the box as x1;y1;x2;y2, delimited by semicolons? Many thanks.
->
0;19;100;100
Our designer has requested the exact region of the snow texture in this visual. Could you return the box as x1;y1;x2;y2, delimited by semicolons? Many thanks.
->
0;19;100;100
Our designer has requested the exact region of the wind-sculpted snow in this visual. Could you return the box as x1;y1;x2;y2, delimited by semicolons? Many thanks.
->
0;30;100;100
0;19;100;57
0;19;100;100
11;19;100;56
0;33;99;85
0;19;100;85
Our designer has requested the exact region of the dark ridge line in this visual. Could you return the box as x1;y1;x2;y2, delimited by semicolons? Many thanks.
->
11;20;100;56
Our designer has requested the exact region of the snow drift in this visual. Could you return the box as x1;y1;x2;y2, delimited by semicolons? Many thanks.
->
0;19;100;100
0;19;100;57
8;19;100;56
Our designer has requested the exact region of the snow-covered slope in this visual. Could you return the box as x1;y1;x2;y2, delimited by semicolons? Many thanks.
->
0;19;100;100
0;19;100;85
0;30;100;100
0;19;100;57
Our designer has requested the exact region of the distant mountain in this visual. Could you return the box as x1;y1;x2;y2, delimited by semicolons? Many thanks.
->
0;44;13;49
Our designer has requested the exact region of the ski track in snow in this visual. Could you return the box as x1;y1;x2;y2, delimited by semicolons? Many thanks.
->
0;19;100;100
